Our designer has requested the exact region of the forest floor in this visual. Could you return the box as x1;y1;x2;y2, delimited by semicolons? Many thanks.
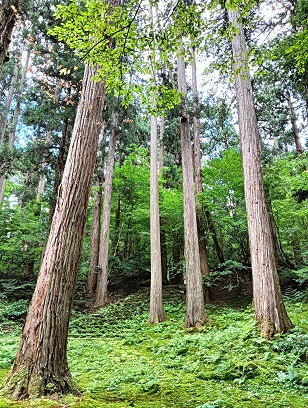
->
0;286;308;408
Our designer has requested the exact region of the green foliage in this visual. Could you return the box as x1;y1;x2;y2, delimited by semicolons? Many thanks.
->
1;288;308;407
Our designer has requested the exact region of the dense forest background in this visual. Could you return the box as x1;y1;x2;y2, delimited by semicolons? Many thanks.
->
0;0;308;406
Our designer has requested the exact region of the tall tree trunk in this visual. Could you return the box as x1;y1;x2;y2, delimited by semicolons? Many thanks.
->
86;127;106;298
159;116;165;170
286;91;303;152
0;58;19;203
8;46;30;145
191;49;210;302
149;115;166;323
228;8;293;338
0;3;16;75
49;117;70;218
1;63;106;398
177;48;208;328
37;130;53;200
95;111;118;308
0;58;19;144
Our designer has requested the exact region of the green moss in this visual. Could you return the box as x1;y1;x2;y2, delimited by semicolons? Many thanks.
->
0;290;307;407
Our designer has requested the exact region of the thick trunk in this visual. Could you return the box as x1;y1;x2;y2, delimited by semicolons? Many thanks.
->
1;63;105;398
191;50;210;302
95;111;118;307
0;4;16;75
177;50;208;328
286;91;303;153
228;8;293;338
149;115;166;323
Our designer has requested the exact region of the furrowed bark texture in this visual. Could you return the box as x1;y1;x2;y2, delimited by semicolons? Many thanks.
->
0;3;16;75
177;50;208;328
95;111;118;308
2;63;105;398
228;9;293;338
149;115;165;323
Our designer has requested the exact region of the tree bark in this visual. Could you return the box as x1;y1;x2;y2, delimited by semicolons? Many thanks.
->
0;58;19;145
86;128;106;299
1;63;106;398
228;8;293;338
286;91;303;152
0;58;19;203
37;130;53;200
95;111;118;307
0;3;16;76
149;115;166;323
191;49;210;302
177;48;208;328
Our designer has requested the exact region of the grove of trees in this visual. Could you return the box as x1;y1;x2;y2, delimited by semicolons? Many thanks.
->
0;0;307;401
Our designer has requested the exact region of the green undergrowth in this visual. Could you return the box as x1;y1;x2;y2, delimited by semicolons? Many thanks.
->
0;287;307;407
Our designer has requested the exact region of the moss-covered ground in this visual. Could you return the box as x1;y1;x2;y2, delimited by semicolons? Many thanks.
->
0;287;307;407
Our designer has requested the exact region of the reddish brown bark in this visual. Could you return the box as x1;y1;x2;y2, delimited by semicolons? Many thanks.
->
2;63;105;398
228;8;293;338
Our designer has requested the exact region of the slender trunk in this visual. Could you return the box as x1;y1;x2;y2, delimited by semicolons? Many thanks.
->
149;115;166;323
49;118;69;218
1;63;106;398
0;4;16;75
86;128;107;298
191;49;210;302
37;130;53;200
286;91;303;152
86;179;102;298
228;8;293;338
0;58;19;202
205;210;225;264
0;58;19;144
159;116;165;170
8;46;30;146
177;48;208;328
95;111;118;307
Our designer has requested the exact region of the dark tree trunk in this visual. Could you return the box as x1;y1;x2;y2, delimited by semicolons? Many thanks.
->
0;3;16;75
228;8;293;338
1;63;105;398
286;91;303;153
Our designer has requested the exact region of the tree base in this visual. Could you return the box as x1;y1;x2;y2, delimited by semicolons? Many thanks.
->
1;366;81;400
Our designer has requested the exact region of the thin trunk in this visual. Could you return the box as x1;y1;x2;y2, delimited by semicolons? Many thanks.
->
149;115;166;323
148;3;165;323
95;111;118;308
228;8;293;338
177;48;208;328
286;91;303;152
191;49;210;302
205;210;225;264
37;130;52;200
0;58;19;202
49;118;69;218
8;46;30;146
86;127;107;298
0;58;19;144
86;179;102;298
159;116;165;170
2;63;105;398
